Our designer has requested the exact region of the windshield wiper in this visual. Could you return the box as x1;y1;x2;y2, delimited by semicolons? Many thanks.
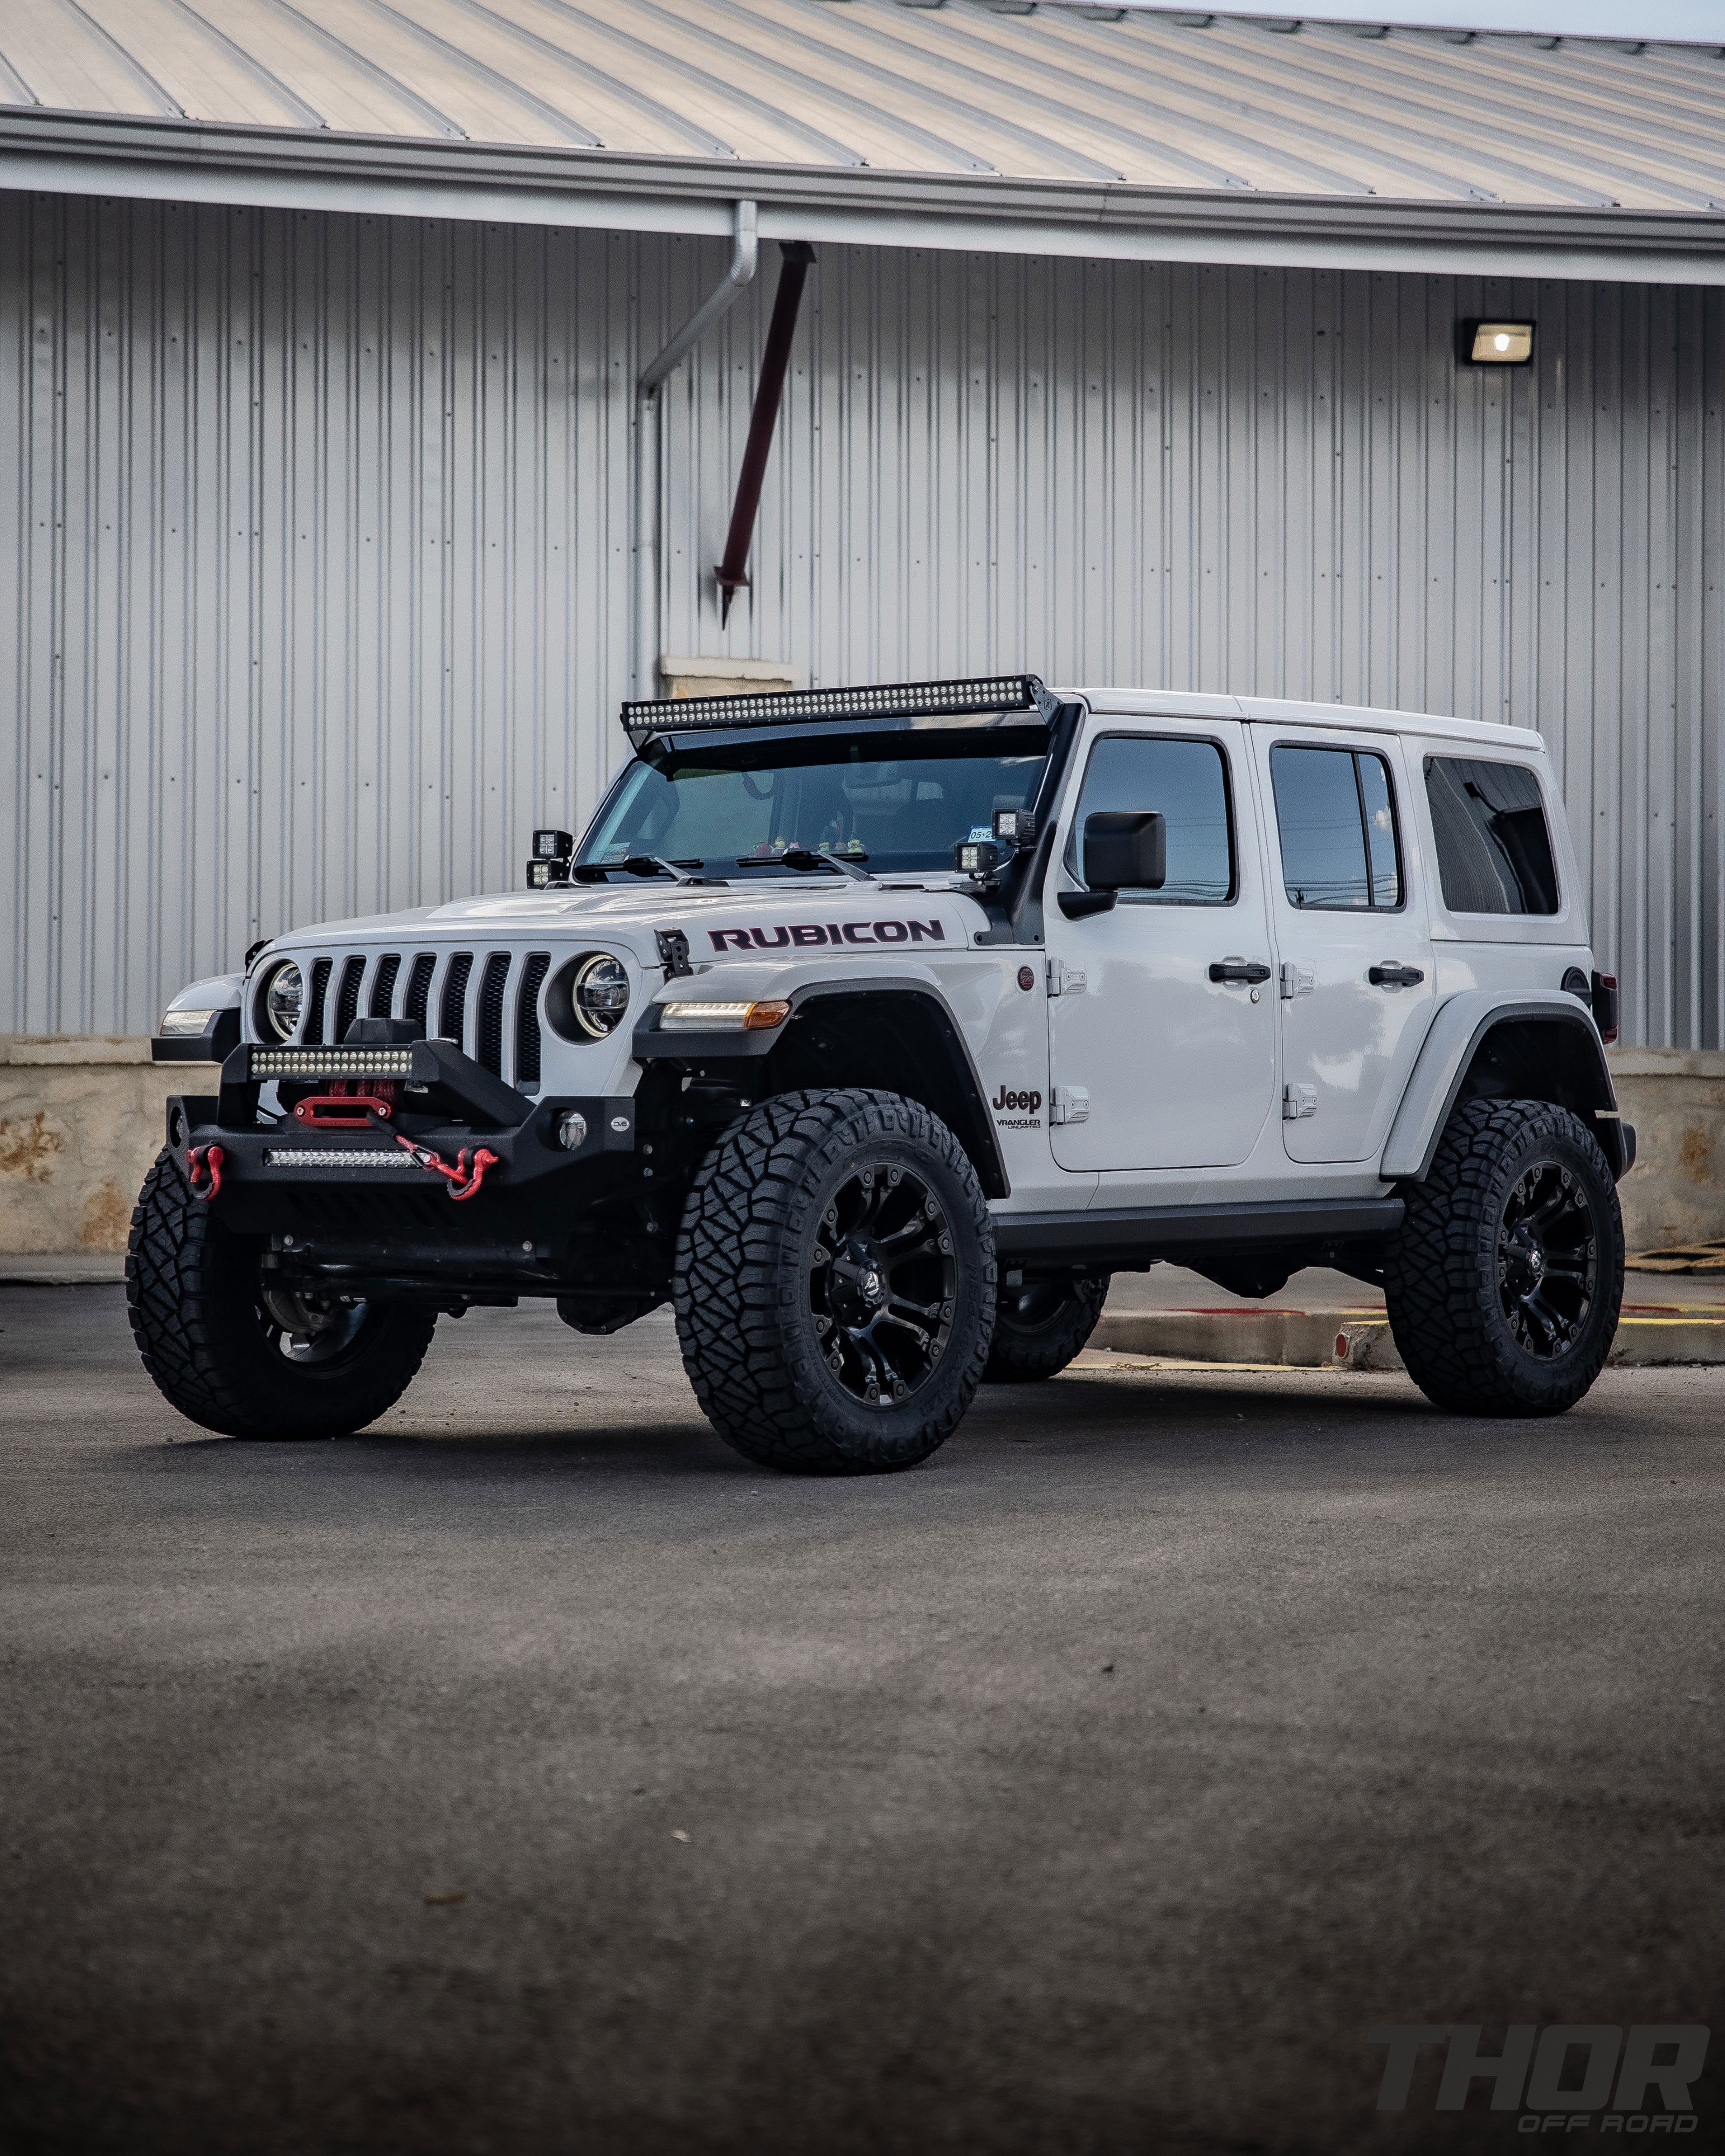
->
734;848;874;882
571;856;724;886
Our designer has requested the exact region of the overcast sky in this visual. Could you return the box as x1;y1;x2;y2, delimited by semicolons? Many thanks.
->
1191;0;1725;36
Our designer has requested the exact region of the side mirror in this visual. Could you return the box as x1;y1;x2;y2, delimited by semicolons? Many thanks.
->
1084;811;1166;892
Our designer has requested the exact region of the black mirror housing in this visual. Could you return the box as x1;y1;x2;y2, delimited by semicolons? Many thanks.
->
1082;810;1166;893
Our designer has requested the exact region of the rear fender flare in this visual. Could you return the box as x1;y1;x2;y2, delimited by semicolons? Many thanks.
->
1381;991;1628;1182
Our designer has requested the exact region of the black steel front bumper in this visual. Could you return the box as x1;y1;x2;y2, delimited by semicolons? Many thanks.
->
162;1039;647;1289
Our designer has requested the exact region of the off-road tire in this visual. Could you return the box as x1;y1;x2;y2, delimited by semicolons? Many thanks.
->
983;1274;1109;1383
672;1089;996;1474
1385;1098;1624;1417
126;1149;438;1439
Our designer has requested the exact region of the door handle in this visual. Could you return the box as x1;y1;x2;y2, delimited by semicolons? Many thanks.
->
1368;962;1425;989
1209;958;1273;985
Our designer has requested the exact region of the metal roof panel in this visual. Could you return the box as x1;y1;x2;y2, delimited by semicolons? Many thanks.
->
1;0;1722;238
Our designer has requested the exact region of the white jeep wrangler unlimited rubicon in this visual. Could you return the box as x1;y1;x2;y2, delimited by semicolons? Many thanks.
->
134;674;1631;1473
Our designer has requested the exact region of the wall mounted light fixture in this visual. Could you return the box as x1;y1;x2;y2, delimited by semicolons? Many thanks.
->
1461;320;1535;365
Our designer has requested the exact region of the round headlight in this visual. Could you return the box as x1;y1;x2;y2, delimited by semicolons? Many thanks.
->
572;954;630;1039
261;961;305;1042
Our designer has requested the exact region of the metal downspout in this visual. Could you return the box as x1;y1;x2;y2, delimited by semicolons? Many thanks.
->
634;199;758;701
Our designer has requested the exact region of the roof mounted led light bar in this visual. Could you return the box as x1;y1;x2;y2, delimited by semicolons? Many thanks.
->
620;673;1048;742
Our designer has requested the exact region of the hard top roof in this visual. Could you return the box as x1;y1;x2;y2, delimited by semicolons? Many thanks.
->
1070;687;1546;751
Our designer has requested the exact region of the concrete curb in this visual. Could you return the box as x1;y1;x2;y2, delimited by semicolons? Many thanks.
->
1093;1308;1725;1371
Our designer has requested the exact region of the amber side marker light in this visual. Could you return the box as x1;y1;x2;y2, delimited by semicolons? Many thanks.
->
1463;320;1534;365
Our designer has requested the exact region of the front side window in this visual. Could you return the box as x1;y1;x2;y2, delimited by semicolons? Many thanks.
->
1271;745;1403;910
1068;734;1234;904
1423;756;1559;916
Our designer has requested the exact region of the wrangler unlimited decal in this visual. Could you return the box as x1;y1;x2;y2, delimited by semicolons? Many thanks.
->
708;920;947;952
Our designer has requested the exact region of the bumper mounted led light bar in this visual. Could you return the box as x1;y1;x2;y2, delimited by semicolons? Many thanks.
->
248;1046;417;1082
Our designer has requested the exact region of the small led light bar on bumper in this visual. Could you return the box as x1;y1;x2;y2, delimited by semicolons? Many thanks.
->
250;1045;417;1082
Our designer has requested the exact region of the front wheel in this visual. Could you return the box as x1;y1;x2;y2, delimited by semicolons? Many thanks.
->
672;1090;996;1473
1384;1098;1624;1416
126;1150;438;1438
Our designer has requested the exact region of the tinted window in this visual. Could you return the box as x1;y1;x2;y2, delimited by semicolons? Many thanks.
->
1424;756;1559;915
1071;735;1233;903
1271;745;1403;910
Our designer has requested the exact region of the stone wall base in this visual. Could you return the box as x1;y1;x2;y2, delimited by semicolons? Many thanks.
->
1;1038;219;1254
3;1036;1722;1259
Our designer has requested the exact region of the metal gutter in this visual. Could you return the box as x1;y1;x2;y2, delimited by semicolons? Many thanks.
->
1;110;1723;284
635;198;758;701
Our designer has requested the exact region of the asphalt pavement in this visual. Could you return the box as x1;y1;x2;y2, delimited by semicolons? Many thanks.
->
2;1282;1721;2155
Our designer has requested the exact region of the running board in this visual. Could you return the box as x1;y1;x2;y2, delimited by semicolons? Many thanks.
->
993;1197;1404;1264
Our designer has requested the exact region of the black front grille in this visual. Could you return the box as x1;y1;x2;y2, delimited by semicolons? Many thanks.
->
301;957;333;1045
403;954;435;1033
439;953;473;1047
369;953;401;1017
514;952;550;1088
334;956;364;1044
476;954;512;1075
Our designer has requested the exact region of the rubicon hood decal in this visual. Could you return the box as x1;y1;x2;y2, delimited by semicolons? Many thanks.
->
708;918;947;952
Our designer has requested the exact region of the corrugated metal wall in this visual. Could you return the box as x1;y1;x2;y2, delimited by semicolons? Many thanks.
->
4;191;1721;1046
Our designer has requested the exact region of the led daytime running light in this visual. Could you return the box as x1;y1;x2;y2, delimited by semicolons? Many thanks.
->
658;1000;790;1031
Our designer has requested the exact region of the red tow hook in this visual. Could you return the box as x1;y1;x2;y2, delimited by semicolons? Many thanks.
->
185;1143;225;1201
367;1110;499;1202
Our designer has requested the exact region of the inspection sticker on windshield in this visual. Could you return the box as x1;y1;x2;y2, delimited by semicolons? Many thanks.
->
967;826;993;842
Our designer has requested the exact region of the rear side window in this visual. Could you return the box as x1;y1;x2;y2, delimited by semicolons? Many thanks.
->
1071;734;1234;903
1423;756;1559;915
1270;745;1403;910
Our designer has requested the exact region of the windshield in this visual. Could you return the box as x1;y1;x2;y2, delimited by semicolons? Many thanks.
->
576;724;1050;877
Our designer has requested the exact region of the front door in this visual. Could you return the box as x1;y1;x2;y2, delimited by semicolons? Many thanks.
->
1255;731;1436;1164
1044;721;1278;1172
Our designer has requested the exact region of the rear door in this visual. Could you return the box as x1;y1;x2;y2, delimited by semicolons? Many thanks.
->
1044;718;1278;1172
1254;729;1436;1164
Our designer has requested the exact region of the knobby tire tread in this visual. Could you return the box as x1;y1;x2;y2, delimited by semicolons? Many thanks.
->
1385;1097;1623;1418
671;1090;995;1474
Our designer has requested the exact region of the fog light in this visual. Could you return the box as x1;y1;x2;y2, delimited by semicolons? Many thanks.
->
557;1110;588;1151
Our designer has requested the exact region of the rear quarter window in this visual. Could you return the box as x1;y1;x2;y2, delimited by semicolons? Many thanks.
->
1423;756;1560;916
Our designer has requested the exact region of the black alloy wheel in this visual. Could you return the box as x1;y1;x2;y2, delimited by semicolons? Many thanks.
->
1495;1157;1598;1360
809;1162;955;1408
1384;1097;1624;1417
672;1088;996;1473
255;1281;374;1367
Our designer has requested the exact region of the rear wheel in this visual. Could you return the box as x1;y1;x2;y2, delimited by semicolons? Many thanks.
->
126;1150;438;1438
983;1274;1108;1383
672;1089;996;1474
1385;1098;1623;1416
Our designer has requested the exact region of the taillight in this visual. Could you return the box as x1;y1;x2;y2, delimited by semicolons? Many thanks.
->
1591;971;1619;1045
